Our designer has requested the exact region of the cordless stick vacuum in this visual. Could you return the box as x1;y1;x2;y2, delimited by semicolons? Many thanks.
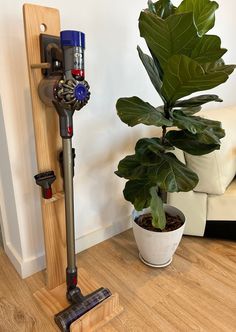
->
41;30;111;331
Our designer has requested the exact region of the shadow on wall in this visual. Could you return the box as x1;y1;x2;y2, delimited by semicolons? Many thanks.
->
74;124;149;235
0;96;22;254
22;89;44;257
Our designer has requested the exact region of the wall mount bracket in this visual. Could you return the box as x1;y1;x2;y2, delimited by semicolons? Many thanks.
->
40;33;62;77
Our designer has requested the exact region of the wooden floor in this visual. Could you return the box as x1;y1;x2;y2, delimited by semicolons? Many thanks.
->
0;230;236;331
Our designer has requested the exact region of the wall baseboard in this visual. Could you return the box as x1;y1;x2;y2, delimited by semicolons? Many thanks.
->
4;218;132;279
4;241;24;277
75;218;132;253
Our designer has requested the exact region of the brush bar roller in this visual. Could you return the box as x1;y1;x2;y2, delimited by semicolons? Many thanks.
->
54;288;112;332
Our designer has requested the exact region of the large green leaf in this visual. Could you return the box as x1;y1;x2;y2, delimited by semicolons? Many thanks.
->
175;106;202;116
134;137;173;167
135;137;174;165
115;155;145;180
137;46;163;100
166;128;225;155
122;152;199;210
202;59;236;75
148;48;164;80
123;179;154;211
172;110;223;134
150;187;166;229
147;0;157;14
116;97;172;127
139;11;199;70
135;137;166;155
161;55;228;104
177;0;219;36
174;94;222;107
190;35;226;63
144;152;199;192
153;0;176;18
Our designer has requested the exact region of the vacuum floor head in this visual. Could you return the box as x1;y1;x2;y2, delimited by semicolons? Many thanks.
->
54;287;112;332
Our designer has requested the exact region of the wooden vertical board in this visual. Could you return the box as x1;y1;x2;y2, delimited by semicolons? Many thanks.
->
23;4;66;289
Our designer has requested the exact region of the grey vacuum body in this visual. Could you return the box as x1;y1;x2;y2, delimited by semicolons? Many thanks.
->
37;29;111;331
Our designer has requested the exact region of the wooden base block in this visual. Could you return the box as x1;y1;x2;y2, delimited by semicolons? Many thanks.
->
34;268;123;331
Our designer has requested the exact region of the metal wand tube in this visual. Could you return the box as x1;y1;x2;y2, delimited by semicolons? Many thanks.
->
63;138;76;271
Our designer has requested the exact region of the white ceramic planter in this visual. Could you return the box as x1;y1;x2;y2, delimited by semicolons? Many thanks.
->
132;205;185;267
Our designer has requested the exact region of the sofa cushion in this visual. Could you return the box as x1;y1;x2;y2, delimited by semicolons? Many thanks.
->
207;178;236;220
168;190;207;236
185;106;236;195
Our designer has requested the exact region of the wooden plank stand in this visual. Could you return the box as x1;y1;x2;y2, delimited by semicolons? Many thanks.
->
34;268;123;331
23;3;123;331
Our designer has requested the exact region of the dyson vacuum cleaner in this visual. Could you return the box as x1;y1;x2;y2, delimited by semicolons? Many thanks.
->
35;30;111;331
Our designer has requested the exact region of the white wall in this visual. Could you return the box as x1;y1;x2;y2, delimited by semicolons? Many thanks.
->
0;0;235;278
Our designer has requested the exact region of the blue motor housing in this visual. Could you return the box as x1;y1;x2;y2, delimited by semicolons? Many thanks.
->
60;30;85;48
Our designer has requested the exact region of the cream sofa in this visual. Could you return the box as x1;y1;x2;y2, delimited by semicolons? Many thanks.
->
168;106;236;240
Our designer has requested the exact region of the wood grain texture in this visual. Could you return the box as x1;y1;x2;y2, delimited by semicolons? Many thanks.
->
1;231;236;331
23;4;66;289
0;248;56;331
70;293;123;332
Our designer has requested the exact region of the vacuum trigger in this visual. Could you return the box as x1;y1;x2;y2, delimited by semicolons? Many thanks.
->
59;148;76;179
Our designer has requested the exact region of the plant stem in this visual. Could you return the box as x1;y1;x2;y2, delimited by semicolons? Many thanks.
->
162;104;171;144
161;126;166;144
164;103;170;118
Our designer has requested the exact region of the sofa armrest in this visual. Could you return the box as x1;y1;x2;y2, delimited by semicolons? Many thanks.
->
168;191;207;236
184;106;236;195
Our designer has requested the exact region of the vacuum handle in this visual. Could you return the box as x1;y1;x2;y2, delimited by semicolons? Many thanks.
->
59;109;73;138
52;101;74;139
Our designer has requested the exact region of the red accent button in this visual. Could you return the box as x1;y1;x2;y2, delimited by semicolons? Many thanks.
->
71;69;84;78
72;276;77;285
67;126;73;135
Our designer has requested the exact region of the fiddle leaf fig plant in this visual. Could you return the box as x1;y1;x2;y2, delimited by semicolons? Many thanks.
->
115;0;235;230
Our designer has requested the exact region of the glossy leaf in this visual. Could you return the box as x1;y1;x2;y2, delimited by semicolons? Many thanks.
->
172;110;223;134
190;35;226;63
161;55;228;104
174;94;222;107
116;97;172;127
150;187;166;229
148;48;164;80
135;137;173;165
135;137;166;155
115;155;145;180
139;11;199;70
144;152;199;192
147;0;156;14
175;106;202;116
123;179;154;211
137;46;163;100
177;0;219;36
203;60;236;75
153;0;176;18
166;128;225;155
